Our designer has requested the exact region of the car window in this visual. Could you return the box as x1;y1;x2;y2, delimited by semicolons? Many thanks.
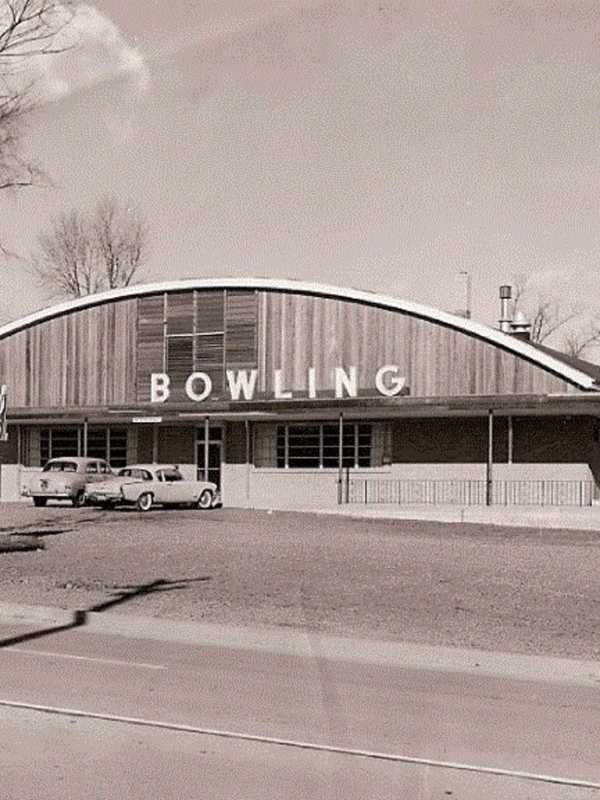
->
118;468;131;477
141;470;153;481
100;462;111;474
162;469;183;482
85;463;98;474
43;461;78;472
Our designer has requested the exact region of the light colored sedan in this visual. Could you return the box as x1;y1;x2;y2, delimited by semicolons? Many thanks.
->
85;464;218;511
23;457;113;507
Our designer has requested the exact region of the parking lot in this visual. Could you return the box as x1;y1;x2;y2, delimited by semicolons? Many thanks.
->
1;502;600;659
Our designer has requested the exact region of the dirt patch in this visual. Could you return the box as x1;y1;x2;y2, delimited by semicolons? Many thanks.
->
0;504;599;660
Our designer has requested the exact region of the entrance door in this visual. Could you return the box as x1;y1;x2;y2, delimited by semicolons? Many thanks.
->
196;426;222;488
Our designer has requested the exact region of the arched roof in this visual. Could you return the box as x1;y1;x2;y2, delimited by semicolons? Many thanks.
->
0;277;598;391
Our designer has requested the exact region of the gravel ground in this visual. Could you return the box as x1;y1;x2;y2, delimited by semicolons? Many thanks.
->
1;503;599;659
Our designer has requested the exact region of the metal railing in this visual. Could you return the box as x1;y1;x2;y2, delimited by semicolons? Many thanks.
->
344;478;594;507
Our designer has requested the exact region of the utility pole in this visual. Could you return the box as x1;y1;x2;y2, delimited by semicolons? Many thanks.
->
459;271;472;319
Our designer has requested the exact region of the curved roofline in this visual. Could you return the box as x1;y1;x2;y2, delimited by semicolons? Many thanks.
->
0;277;597;391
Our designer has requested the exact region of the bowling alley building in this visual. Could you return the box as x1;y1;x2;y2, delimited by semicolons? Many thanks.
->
1;277;600;508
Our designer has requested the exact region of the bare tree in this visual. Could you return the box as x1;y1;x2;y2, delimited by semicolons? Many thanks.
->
0;1;74;192
510;273;580;344
33;196;148;298
94;196;146;290
507;273;600;361
562;321;600;359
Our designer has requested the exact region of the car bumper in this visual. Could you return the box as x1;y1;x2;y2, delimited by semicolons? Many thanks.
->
86;492;123;504
22;489;73;500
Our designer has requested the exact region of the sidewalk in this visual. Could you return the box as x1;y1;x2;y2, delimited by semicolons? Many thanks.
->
1;602;598;687
313;503;600;531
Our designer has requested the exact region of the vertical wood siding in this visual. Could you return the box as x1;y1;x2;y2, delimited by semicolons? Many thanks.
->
0;299;137;408
256;292;573;397
0;288;578;409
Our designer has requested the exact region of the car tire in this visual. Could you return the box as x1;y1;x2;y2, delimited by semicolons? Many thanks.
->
196;489;213;510
33;497;47;507
136;492;154;512
72;491;86;508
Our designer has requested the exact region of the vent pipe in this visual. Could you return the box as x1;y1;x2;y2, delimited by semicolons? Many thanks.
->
499;285;512;332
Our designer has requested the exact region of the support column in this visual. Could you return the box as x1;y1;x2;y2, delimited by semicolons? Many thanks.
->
486;409;494;506
337;412;344;505
204;416;210;481
82;418;88;457
152;424;159;463
245;420;251;506
508;415;513;464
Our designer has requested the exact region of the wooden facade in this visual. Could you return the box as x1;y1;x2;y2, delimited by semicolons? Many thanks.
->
0;287;582;411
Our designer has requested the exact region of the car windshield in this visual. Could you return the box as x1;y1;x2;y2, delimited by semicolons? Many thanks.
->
43;461;78;472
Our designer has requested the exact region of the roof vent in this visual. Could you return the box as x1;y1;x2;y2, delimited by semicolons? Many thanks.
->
509;311;531;341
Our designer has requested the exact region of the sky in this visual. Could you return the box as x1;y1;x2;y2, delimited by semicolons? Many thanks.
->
1;0;600;335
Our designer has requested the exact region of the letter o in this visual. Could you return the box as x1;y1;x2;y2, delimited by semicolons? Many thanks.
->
185;372;212;402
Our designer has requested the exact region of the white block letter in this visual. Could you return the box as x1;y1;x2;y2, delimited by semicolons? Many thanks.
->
226;369;258;401
185;372;212;402
334;366;357;398
274;369;292;400
375;365;406;397
151;373;170;403
307;366;317;399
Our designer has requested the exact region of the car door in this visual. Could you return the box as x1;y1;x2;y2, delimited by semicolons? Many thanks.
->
156;469;189;504
151;470;169;504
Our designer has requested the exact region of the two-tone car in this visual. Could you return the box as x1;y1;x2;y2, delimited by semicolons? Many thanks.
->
22;457;113;507
85;464;218;511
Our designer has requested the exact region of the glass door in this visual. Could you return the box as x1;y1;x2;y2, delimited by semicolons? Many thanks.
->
196;425;222;488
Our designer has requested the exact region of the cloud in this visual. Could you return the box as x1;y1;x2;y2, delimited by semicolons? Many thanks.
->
30;4;150;101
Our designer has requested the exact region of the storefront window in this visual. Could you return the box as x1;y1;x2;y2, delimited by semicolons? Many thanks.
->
256;423;377;469
39;426;128;468
87;428;128;468
40;427;79;462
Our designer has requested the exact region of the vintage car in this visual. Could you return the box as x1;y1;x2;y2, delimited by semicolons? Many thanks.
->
84;464;219;511
22;457;113;507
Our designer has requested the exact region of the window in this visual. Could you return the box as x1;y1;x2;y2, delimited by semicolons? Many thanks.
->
85;463;99;474
40;427;127;468
87;428;128;468
266;423;375;469
157;469;183;482
41;428;80;463
164;291;226;397
43;460;78;473
163;469;183;482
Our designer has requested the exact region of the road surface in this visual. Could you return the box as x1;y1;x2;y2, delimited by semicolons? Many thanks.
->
0;620;598;799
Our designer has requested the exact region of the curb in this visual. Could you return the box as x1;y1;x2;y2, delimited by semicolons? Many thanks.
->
308;506;600;531
1;601;599;687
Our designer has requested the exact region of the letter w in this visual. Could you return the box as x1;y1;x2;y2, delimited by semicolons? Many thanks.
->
226;369;258;400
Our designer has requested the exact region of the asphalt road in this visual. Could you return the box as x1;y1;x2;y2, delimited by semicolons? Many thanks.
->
0;622;599;799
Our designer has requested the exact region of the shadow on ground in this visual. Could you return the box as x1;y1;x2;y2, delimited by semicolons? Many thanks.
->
0;576;211;648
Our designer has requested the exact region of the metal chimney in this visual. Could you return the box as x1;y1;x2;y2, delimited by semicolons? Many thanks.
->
499;285;512;332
